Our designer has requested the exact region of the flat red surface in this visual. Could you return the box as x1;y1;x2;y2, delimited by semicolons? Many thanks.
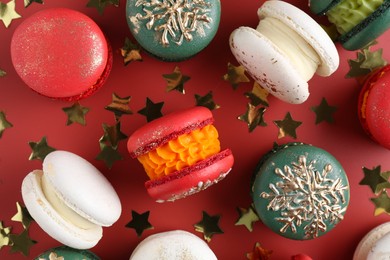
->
0;1;389;259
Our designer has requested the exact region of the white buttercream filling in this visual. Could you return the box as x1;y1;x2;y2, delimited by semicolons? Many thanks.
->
256;17;320;81
41;173;98;229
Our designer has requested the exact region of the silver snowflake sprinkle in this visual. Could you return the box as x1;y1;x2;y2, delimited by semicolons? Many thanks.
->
131;0;212;46
260;155;348;239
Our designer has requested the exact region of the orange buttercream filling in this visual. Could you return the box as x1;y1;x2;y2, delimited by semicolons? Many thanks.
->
137;125;221;180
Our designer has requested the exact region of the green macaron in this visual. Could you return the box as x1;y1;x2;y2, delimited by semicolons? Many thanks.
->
309;0;390;50
126;0;221;61
35;246;100;260
251;143;350;240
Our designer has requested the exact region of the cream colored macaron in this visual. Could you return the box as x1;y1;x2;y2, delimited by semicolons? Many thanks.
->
353;222;390;260
130;230;217;260
229;0;339;104
21;151;121;249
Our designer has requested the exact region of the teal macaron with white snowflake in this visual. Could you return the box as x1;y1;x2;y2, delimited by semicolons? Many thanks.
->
251;143;350;240
126;0;221;61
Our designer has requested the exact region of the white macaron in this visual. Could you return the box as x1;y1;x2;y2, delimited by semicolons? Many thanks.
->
21;150;121;249
130;230;217;260
229;0;339;104
353;222;390;260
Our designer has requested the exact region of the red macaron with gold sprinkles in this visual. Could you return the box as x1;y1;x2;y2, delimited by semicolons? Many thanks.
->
127;106;234;202
10;8;112;101
358;64;390;149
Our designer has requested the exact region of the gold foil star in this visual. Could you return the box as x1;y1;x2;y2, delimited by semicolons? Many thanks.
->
223;63;250;90
24;0;43;7
120;38;142;65
238;103;267;132
0;110;13;138
195;91;220;110
28;136;56;161
99;121;127;149
105;93;133;120
86;0;119;15
360;166;390;195
245;82;269;107
361;48;387;69
11;202;33;229
125;210;153;237
0;68;6;77
62;102;90;126
194;211;223;242
163;66;190;94
235;205;260;232
311;98;337;124
371;190;390;216
9;230;36;256
0;221;12;249
138;98;164;122
0;0;21;28
273;112;302;139
346;45;387;78
95;143;123;169
246;242;273;260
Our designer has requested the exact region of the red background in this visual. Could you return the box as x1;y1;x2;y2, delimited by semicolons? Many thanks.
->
0;0;389;259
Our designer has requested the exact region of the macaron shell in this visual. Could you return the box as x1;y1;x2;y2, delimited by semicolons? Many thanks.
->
353;222;390;260
126;0;221;61
309;0;341;15
339;2;390;51
130;230;217;260
22;170;102;249
10;8;109;100
257;0;339;77
252;144;350;240
42;151;121;226
230;26;309;104
146;149;234;202
127;106;214;157
35;246;100;260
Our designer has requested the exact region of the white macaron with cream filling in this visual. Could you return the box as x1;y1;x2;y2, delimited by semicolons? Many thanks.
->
21;150;121;249
130;230;217;260
229;0;339;104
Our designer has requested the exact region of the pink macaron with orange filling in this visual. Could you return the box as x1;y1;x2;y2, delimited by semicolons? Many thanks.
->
127;106;234;202
11;8;112;101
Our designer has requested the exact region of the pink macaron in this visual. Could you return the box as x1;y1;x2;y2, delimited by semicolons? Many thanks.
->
11;8;112;101
127;106;234;202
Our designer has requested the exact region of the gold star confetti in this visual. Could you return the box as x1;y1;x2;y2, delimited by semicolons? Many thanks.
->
360;166;390;195
223;62;250;90
163;66;190;94
245;82;269;107
238;103;267;133
371;190;390;216
96;143;123;169
99;121;127;150
0;221;12;249
86;0;119;15
361;48;387;69
195;91;220;110
273;112;302;139
11;202;33;230
235;205;260;232
62;102;90;126
28;136;56;161
194;211;223;242
120;37;142;65
0;110;13;138
138;97;164;122
125;210;153;237
246;242;273;260
0;68;6;77
24;0;43;7
311;97;337;124
105;93;133;120
0;0;21;28
9;230;36;256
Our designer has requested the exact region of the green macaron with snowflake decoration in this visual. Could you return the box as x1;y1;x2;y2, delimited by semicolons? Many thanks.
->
35;246;100;260
126;0;221;61
251;143;350;240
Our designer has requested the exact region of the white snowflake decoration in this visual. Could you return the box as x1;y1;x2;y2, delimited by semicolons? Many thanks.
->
260;155;348;239
132;0;212;46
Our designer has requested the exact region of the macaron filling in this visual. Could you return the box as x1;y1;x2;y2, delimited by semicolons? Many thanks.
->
256;17;320;81
137;124;221;180
327;0;384;34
